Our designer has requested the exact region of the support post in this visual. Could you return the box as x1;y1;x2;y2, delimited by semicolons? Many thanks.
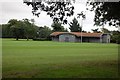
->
81;19;83;43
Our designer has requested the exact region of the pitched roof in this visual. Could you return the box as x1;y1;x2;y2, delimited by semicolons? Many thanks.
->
50;32;102;37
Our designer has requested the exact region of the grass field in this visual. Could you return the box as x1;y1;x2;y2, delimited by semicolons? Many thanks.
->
0;38;2;79
2;39;118;78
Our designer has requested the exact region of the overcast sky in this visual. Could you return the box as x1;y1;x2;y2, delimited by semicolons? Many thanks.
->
0;0;118;32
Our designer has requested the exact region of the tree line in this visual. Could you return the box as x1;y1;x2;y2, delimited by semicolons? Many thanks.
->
1;18;120;43
0;17;83;41
1;19;37;40
0;18;68;41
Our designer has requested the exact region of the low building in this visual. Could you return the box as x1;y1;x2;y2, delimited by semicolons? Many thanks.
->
50;32;110;43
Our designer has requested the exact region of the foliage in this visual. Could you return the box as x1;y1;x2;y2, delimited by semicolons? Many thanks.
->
22;19;37;40
87;1;120;43
91;28;101;33
1;19;53;41
1;24;12;38
24;0;120;27
82;30;87;33
10;26;25;40
33;38;50;41
35;26;52;40
101;28;110;33
23;0;75;24
69;17;81;32
8;19;25;40
77;11;86;20
111;31;120;44
87;1;120;27
0;25;1;38
51;21;66;32
2;19;37;40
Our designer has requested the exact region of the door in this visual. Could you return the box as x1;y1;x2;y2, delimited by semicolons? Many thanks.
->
65;37;69;42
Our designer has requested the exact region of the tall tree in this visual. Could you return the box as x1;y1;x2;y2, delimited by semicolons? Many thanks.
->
10;26;24;40
37;26;52;40
69;17;81;32
8;19;25;40
7;19;37;40
22;19;36;40
1;24;12;38
51;21;66;32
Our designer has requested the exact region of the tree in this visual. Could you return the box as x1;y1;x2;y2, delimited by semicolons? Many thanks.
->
101;28;110;33
111;31;120;44
8;19;25;40
69;17;81;32
51;21;66;32
1;24;13;38
7;19;37;40
23;0;75;24
91;28;101;33
37;26;52;40
10;26;24;40
86;2;120;44
87;2;120;27
22;19;36;40
0;25;1;38
24;0;120;27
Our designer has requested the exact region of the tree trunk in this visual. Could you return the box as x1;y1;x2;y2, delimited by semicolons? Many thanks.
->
16;37;18;40
26;36;29;41
27;38;29;41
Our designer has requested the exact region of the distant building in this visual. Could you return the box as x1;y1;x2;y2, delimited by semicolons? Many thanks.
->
50;32;110;43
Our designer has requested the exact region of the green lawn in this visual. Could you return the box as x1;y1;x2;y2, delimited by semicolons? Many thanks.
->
2;39;118;78
0;38;2;79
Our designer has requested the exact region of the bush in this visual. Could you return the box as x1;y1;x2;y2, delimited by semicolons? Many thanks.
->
33;38;50;41
110;31;120;44
116;35;120;44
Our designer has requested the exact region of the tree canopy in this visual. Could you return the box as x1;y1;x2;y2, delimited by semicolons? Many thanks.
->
5;19;37;40
1;18;53;41
91;28;100;33
87;1;120;27
24;0;120;28
23;0;75;24
51;21;67;32
69;17;81;32
36;26;52;40
111;31;120;44
101;28;110;33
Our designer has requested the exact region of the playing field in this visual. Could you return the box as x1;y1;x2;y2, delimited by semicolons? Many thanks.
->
2;39;118;78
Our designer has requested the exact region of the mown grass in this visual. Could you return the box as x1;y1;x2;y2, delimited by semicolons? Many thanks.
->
0;38;2;79
2;39;118;78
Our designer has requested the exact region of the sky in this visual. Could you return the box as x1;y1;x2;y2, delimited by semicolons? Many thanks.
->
0;0;119;32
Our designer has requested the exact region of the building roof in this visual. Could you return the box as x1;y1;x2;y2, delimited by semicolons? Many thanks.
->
50;32;102;37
